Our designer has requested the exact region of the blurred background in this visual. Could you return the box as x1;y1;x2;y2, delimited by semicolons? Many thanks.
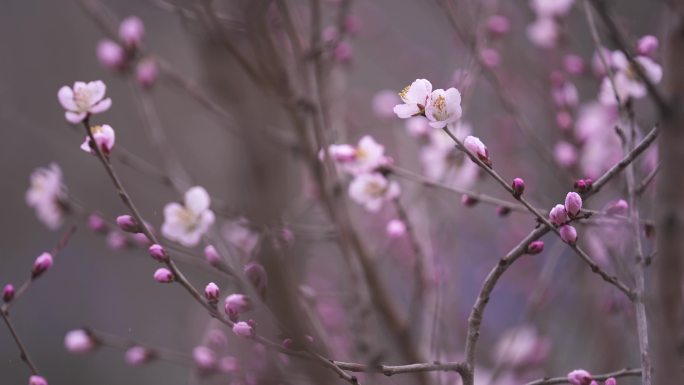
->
0;0;665;384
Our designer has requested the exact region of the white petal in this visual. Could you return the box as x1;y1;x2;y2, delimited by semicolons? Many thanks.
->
65;111;87;123
393;103;420;119
163;202;184;222
58;86;77;111
404;79;432;104
90;98;112;114
185;186;211;214
86;80;107;104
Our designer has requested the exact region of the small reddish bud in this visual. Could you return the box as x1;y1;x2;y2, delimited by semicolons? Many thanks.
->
496;206;511;217
563;54;585;75
125;346;154;366
65;329;96;354
119;16;145;49
486;15;510;36
560;225;578;245
511;178;525;198
153;268;174;283
116;215;141;233
386;219;407;238
232;321;254;338
148;244;168;262
96;39;126;71
567;369;592;385
605;199;629;215
203;245;221;266
526;241;545;255
224;294;251;321
192;346;217;370
461;194;479;207
637;35;659;57
549;204;569;226
32;252;54;278
136;58;158;89
87;214;108;233
204;282;220;302
3;284;15;302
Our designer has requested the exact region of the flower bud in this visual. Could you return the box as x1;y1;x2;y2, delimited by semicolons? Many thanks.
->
637;35;659;57
464;135;492;167
136;58;158;89
526;241;545;255
563;54;585;75
64;329;96;354
218;356;238;373
244;263;267;299
192;346;217;370
125;346;153;366
511;178;525;198
564;192;583;217
153;268;174;283
496;206;511;217
205;282;220;302
107;231;129;250
87;213;108;233
203;245;221;266
604;378;616;385
333;41;353;63
32;252;54;278
232;321;254;338
559;225;578;245
116;215;141;233
29;375;48;385
3;283;15;302
325;144;357;163
461;194;479;207
386;219;406;238
224;294;250;320
574;178;593;193
96;39;126;71
549;204;569;226
148;244;168;262
567;369;592;385
119;16;145;49
486;15;510;36
480;48;501;68
605;199;628;216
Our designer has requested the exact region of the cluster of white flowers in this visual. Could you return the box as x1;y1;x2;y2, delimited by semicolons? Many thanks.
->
325;136;400;212
526;0;575;48
25;164;68;230
597;50;662;106
393;79;462;128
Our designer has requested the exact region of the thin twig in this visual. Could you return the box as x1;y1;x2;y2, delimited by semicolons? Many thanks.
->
524;367;642;385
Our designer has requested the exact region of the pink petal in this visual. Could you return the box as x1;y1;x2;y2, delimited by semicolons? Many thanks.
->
58;86;77;111
66;111;87;123
393;103;420;119
90;98;112;114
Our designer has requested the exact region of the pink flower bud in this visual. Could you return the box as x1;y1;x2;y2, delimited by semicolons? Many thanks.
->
637;35;659;57
464;136;492;167
192;346;217;370
32;252;54;278
207;329;227;348
218;356;238;373
496;206;511;217
462;194;479;207
526;241;545;255
87;213;108;233
125;346;153;366
567;369;592;385
556;110;573;130
564;192;583;217
203;245;221;266
107;231;129;250
119;16;145;49
279;227;295;245
153;268;174;283
549;204;569;226
486;15;510;36
333;41;353;63
511;178;525;198
480;48;501;68
225;294;250;320
29;375;48;385
554;141;578;168
560;225;578;245
574;178;593;193
3;283;15;302
205;282;220;302
116;215;141;233
326;144;357;163
64;329;96;354
605;199;628;215
343;14;362;35
386;219;406;238
96;39;126;71
136;59;158;89
244;263;267;299
148;244;168;262
604;377;617;385
232;321;254;337
563;54;585;75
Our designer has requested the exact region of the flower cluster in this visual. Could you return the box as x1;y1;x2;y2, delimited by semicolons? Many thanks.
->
25;164;68;230
567;369;616;385
526;0;575;48
393;79;462;129
597;49;662;106
548;192;582;244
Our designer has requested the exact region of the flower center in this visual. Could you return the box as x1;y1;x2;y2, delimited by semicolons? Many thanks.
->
364;180;386;197
178;207;200;231
73;88;93;111
433;95;446;114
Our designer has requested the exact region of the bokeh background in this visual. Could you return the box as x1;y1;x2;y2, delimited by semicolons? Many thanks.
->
0;0;664;384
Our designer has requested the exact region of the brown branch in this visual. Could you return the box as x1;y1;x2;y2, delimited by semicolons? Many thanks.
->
524;367;641;385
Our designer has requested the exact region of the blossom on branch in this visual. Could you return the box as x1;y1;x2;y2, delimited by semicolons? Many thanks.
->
57;81;112;123
162;186;215;247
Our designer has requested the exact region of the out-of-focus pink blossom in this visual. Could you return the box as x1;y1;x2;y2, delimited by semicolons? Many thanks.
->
394;79;432;118
554;141;578;168
232;321;254;337
604;377;617;385
425;88;462;128
96;39;126;71
219;356;238;373
527;18;559;48
225;294;251;319
480;48;501;68
348;172;400;212
486;15;510;36
344;14;362;35
125;346;152;366
493;326;551;367
552;81;579;108
372;90;401;119
136;59;158;89
575;103;621;178
557;110;573;130
405;116;431;137
81;124;116;155
637;35;659;57
204;245;221;265
119;16;145;49
87;213;107;233
153;268;174;283
64;329;96;354
26;163;67;230
58;81;112;123
564;54;585;75
193;346;217;370
162;186;215;247
29;375;48;385
222;217;259;256
386;219;406;238
605;199;629;215
567;369;592;385
107;231;129;250
461;194;478;207
244;263;267;299
598;51;662;105
531;0;575;17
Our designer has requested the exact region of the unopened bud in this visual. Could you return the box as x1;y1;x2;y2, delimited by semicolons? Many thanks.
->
148;244;168;262
116;215;141;233
511;178;525;198
526;241;545;255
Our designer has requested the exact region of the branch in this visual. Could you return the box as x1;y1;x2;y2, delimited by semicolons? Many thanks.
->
524;367;641;385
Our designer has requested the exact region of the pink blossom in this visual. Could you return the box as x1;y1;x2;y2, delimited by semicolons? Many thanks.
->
153;268;174;283
232;321;254;337
29;376;48;385
486;15;510;35
148;244;168;262
393;79;432;118
372;90;401;119
107;231;129;250
493;325;551;367
343;14;362;35
554;141;577;168
527;18;559;48
531;0;575;17
219;356;239;373
567;369;592;385
348;172;400;212
203;245;221;265
480;48;501;68
564;192;583;217
605;199;629;215
222;217;259;255
193;346;217;370
225;294;251;319
560;225;578;244
136;58;158;89
604;378;617;385
464;135;491;167
26;163;67;230
598;51;662;105
552;81;579;108
564;54;585;75
557;111;573;130
333;41;353;62
425;88;463;128
119;16;145;49
64;329;96;354
96;39;126;71
637;35;659;57
87;213;107;233
323;144;356;163
205;282;220;301
162;186;215;247
3;284;15;302
32;252;54;277
81;124;116;154
125;346;152;366
58;81;112;123
405;116;432;137
549;204;569;226
386;219;407;238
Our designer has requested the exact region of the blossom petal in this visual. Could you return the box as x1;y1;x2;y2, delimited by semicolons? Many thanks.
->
86;80;107;104
65;111;87;124
90;98;112;114
393;103;420;119
185;186;211;214
58;86;77;111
